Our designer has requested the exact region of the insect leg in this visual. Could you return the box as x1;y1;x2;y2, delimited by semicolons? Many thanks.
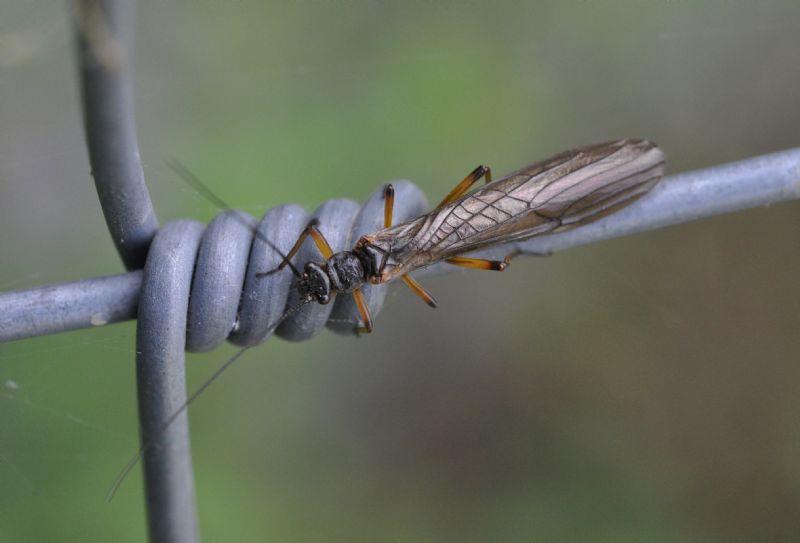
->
352;288;374;334
446;250;521;271
401;274;438;308
383;184;395;228
256;219;334;277
306;222;335;259
435;165;493;209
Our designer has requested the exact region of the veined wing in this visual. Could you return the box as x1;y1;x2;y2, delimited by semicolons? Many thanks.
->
369;139;665;281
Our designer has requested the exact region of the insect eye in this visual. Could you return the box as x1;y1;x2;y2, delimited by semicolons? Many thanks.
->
319;294;330;305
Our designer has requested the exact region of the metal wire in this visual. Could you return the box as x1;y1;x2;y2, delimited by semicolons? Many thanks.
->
135;220;203;543
129;185;425;543
0;270;142;340
178;181;429;350
73;0;158;270
71;2;183;541
3;146;798;543
4;7;798;543
2;145;799;345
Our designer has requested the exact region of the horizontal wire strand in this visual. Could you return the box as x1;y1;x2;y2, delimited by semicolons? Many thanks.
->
2;146;800;344
182;180;429;350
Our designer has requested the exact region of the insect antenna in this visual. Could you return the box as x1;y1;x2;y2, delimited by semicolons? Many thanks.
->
166;159;303;278
106;297;314;501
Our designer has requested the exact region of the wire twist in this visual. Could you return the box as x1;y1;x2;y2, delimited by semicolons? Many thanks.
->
159;181;430;353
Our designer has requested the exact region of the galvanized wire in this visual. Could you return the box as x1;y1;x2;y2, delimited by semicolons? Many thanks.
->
3;144;799;543
3;145;799;345
128;181;423;543
73;0;158;270
135;220;203;543
3;6;797;543
72;1;186;542
0;270;142;340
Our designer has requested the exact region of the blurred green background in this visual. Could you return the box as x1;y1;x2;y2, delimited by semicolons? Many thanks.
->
2;1;800;541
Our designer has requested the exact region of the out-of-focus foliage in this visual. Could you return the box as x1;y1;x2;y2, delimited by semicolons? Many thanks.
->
1;1;799;541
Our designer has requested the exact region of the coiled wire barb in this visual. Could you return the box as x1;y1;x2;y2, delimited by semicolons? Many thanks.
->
127;181;427;540
180;180;429;350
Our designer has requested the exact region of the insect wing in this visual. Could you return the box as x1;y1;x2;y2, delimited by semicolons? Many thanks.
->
517;139;665;227
365;139;665;281
420;139;664;253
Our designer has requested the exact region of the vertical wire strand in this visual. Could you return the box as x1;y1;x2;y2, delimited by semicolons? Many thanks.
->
72;2;196;541
72;0;158;270
135;221;203;543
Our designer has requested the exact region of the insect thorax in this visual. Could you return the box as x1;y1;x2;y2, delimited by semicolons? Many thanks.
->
327;251;366;293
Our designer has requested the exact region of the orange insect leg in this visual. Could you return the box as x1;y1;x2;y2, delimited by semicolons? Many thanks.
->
352;288;374;334
401;274;438;308
383;184;395;228
446;251;521;271
435;165;493;209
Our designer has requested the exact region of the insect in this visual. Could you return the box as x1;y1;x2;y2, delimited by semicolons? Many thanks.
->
108;138;665;499
270;138;665;333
